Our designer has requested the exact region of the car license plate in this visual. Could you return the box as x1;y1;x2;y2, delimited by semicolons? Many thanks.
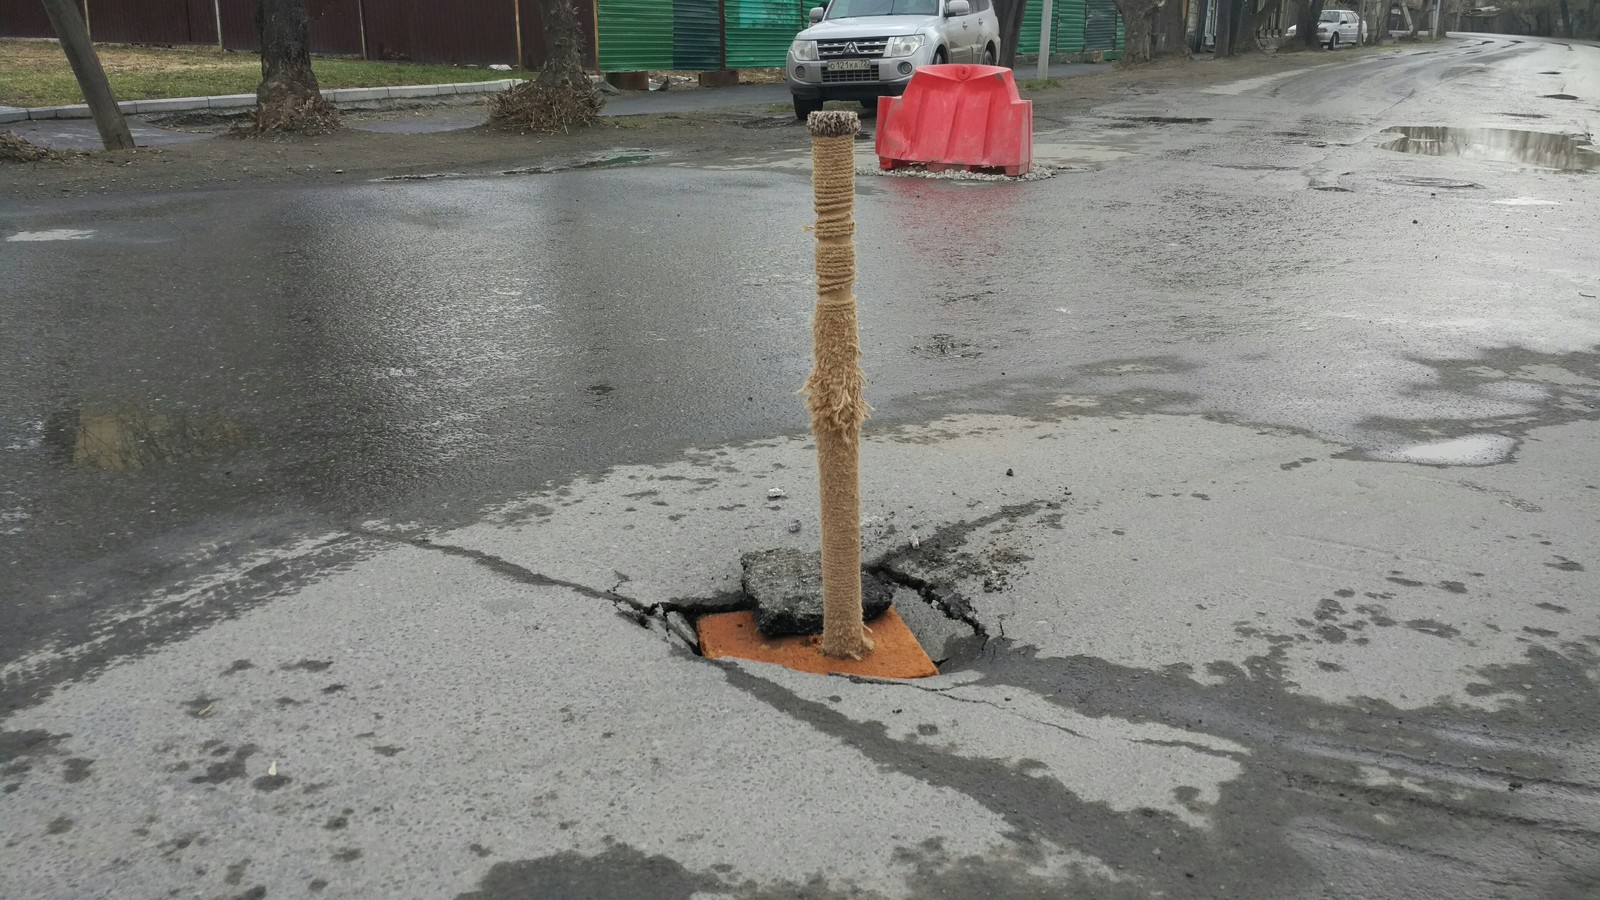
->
827;59;872;72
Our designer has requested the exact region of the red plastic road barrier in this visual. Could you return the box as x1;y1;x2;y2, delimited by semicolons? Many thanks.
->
876;65;1033;176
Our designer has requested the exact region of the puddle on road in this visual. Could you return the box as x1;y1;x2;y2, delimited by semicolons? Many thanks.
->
1381;175;1482;189
910;334;983;359
49;405;242;471
1541;93;1579;100
7;229;96;242
1379;127;1600;172
1372;434;1517;467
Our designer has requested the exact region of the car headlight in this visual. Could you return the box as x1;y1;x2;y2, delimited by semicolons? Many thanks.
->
885;35;925;58
790;40;819;61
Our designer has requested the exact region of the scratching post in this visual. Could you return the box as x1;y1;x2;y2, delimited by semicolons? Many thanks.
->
805;110;873;661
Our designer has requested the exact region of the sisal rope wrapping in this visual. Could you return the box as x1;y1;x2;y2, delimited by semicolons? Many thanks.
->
804;112;873;660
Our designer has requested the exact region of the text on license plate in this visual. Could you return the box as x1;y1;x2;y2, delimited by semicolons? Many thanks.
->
827;59;872;72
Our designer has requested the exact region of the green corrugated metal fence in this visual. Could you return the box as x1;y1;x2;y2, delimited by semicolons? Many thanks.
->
1018;0;1114;59
725;0;809;68
599;0;675;70
596;0;1121;73
1083;0;1118;51
674;0;723;68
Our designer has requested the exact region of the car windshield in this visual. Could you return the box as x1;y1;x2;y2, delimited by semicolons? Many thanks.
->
1319;10;1341;20
826;0;940;19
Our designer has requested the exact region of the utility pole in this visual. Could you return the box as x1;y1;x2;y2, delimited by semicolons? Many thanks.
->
1037;0;1054;80
40;0;134;150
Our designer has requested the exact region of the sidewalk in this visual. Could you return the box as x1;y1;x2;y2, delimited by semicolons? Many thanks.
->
3;61;1111;150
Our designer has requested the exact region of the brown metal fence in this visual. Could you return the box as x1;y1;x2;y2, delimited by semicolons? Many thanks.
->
361;0;516;65
85;0;216;45
215;0;363;55
4;0;599;67
0;0;79;38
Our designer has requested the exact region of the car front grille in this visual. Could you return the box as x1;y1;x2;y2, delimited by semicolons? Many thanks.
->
817;37;889;59
822;68;882;83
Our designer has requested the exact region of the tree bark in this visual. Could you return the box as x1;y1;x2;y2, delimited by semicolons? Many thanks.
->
40;0;134;150
996;0;1029;67
1215;0;1234;55
1159;0;1188;55
535;0;589;87
489;0;602;132
1294;0;1329;47
1116;0;1161;62
1233;0;1260;50
1404;0;1427;38
252;0;337;132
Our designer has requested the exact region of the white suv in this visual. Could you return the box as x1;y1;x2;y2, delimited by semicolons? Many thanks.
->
787;0;1002;120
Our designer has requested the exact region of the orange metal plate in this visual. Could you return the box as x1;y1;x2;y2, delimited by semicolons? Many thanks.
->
697;608;938;679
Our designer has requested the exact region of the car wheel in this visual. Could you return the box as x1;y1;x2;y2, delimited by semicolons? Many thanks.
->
933;48;947;65
982;45;996;66
793;95;824;121
1329;33;1338;49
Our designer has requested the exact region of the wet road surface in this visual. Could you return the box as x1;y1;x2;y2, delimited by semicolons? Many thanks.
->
2;34;1598;899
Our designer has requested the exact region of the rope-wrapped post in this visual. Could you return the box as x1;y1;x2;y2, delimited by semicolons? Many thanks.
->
805;110;874;660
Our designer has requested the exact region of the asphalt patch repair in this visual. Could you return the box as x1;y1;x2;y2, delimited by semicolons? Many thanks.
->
702;548;938;678
697;607;938;679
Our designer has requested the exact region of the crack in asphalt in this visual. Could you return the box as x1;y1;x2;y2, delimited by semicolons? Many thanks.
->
347;528;664;627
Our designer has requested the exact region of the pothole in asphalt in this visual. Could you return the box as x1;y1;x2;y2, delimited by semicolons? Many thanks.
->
1378;126;1600;171
376;172;465;181
911;334;984;359
860;165;1054;182
740;116;794;129
1498;112;1546;119
1104;116;1213;129
500;149;663;175
1312;185;1353;192
1541;93;1579;100
1381;175;1483;189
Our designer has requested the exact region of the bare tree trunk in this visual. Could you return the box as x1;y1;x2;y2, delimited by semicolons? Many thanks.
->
1257;0;1284;39
535;0;589;87
250;0;337;133
489;0;603;132
40;0;134;150
1294;0;1329;47
1159;0;1189;55
1116;0;1160;62
1215;0;1234;54
997;0;1028;67
1233;0;1261;50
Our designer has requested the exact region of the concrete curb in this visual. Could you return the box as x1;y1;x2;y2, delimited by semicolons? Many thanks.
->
0;79;525;124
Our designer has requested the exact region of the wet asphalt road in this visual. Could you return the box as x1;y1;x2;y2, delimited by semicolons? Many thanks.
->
2;34;1599;899
6;35;1598;674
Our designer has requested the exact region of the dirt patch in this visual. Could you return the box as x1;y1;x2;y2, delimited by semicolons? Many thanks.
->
1;132;80;163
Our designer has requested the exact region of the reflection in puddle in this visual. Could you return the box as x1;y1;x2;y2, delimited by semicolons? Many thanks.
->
1373;434;1516;467
52;405;242;470
1379;126;1600;171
